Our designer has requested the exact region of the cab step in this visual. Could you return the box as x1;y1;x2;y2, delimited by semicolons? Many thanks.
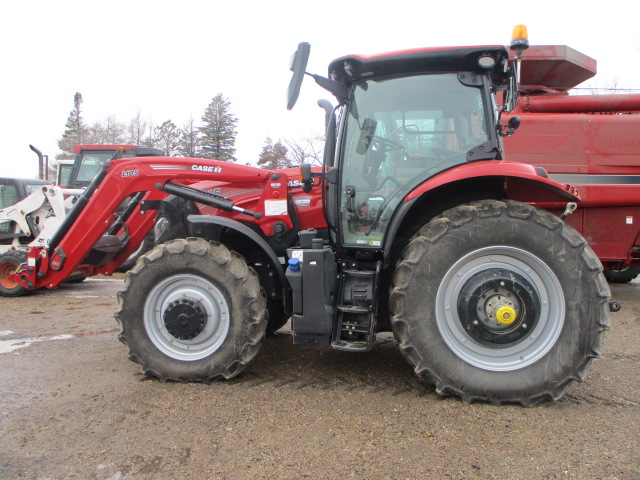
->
331;262;381;353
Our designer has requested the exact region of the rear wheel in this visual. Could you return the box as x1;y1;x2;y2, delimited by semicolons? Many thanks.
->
389;200;610;406
115;238;267;382
0;250;28;297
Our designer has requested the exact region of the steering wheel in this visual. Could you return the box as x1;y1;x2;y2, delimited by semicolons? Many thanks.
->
370;135;407;154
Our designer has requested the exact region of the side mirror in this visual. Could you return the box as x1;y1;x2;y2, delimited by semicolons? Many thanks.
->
508;116;521;131
499;115;521;137
287;42;311;110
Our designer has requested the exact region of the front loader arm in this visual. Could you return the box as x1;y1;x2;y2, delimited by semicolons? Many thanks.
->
13;157;270;291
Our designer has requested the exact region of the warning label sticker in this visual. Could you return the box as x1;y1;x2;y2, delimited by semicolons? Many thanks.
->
264;199;288;216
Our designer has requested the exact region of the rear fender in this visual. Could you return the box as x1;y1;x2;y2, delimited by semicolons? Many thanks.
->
405;160;580;204
187;215;290;315
383;161;580;261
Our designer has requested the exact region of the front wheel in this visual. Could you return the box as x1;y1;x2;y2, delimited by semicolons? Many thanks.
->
389;200;611;406
115;238;267;382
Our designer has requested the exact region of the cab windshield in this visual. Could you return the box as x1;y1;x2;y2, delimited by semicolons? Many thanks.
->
339;73;491;248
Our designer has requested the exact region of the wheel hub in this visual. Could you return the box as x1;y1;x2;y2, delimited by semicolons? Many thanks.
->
457;268;538;345
482;288;518;327
163;299;207;340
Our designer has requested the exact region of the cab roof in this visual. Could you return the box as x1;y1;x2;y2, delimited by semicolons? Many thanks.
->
328;45;510;84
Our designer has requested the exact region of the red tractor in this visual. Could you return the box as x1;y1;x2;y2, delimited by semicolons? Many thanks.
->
1;29;612;405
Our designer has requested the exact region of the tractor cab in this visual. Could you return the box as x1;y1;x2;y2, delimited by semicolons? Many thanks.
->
289;42;520;253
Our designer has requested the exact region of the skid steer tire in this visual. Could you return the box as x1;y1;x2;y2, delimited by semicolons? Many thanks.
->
0;250;29;297
389;200;611;406
115;238;267;382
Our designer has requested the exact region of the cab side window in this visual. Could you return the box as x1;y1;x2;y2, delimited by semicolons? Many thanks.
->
0;184;18;209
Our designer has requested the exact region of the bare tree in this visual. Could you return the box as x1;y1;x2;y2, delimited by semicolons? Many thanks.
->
178;116;200;157
154;120;181;156
126;110;151;145
89;115;126;144
285;134;324;166
581;77;636;95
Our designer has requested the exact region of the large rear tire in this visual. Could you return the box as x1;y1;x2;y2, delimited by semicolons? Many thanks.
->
0;250;29;297
389;200;610;406
115;238;267;382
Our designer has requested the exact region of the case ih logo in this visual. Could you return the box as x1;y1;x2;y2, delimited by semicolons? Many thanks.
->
192;165;222;173
288;179;318;188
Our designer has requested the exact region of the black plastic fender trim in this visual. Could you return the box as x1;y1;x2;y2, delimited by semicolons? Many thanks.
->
187;215;291;316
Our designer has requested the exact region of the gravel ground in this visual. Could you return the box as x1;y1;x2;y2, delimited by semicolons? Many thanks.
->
0;276;638;480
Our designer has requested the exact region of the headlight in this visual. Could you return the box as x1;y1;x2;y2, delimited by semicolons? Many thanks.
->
154;217;170;243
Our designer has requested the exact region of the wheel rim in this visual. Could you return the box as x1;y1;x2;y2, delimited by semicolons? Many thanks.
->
144;274;230;361
0;262;19;289
435;246;565;372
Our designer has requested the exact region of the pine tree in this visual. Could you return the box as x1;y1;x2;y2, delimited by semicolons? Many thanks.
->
257;137;290;169
57;92;89;159
198;93;237;161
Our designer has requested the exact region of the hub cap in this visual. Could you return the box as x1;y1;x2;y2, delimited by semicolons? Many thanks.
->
0;262;19;289
163;299;207;340
436;246;564;372
144;274;230;361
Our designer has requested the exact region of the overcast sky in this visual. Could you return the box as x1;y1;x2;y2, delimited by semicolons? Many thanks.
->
2;0;638;179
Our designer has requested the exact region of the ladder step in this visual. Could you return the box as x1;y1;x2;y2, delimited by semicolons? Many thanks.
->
342;269;376;277
340;323;369;334
331;340;370;352
337;304;370;313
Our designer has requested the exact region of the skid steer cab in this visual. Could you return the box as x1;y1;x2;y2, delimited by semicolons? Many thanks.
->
2;27;611;406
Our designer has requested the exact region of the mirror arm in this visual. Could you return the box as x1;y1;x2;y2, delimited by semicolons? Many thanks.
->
311;74;348;103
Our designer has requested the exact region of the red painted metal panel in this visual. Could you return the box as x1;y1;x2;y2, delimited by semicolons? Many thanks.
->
518;45;597;93
403;160;579;204
503;86;640;266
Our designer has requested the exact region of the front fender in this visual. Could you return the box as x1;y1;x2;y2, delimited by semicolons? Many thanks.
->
187;215;290;315
404;160;580;204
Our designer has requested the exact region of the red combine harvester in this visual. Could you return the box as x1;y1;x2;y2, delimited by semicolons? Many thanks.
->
0;28;615;405
503;46;640;283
